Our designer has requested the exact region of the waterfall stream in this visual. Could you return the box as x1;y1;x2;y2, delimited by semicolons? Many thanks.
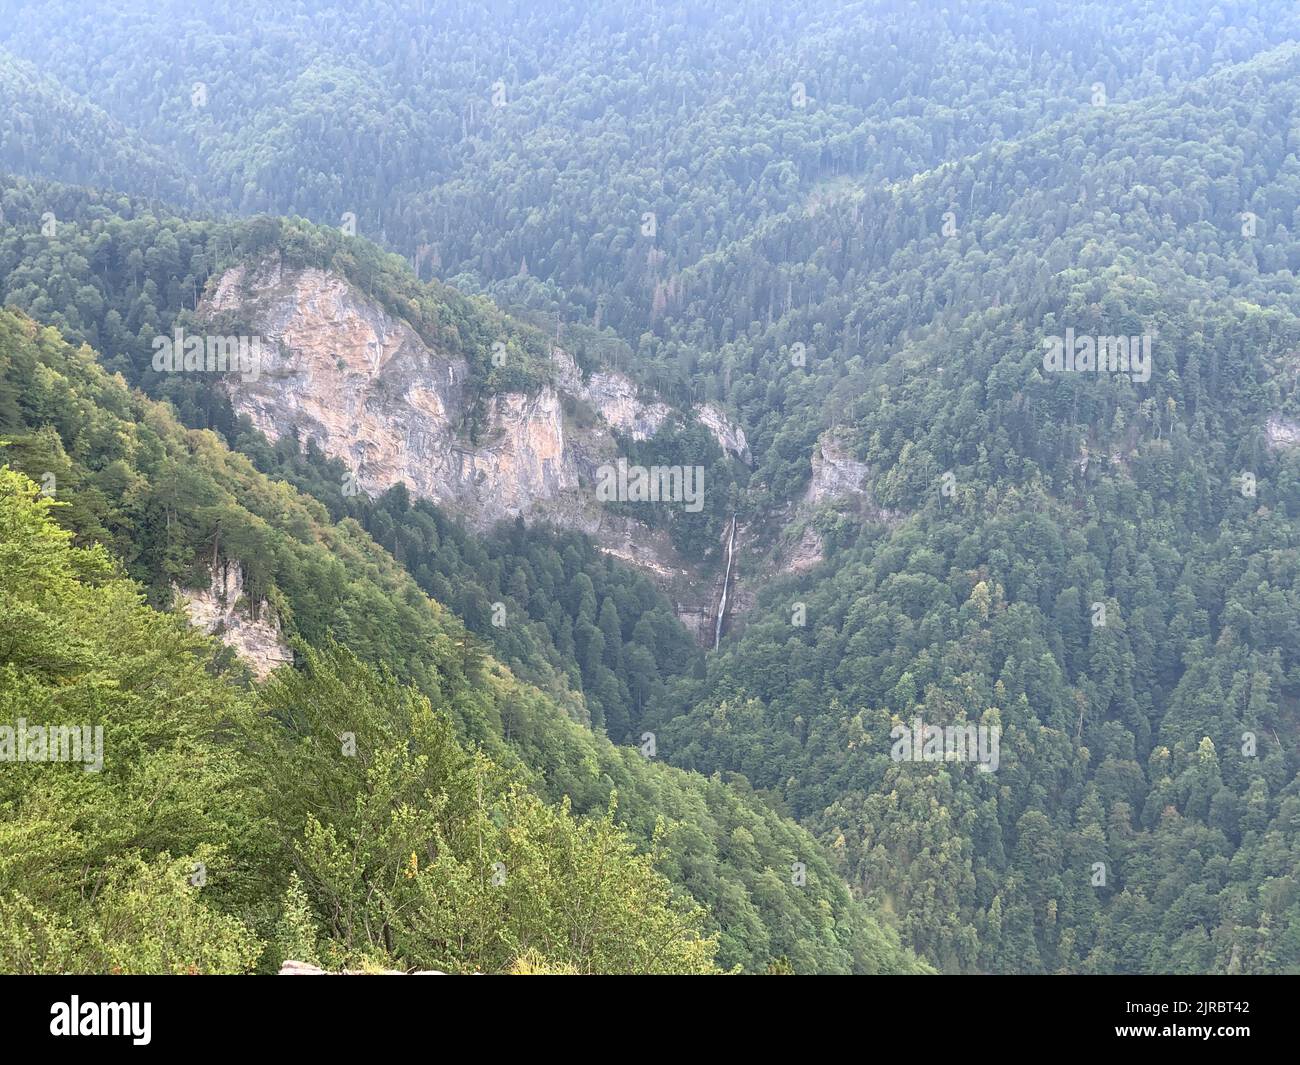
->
713;514;737;651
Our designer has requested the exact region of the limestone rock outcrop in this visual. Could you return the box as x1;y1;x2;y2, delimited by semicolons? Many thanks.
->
174;558;292;680
806;431;872;507
775;430;897;574
1266;414;1300;451
201;256;751;641
279;959;446;975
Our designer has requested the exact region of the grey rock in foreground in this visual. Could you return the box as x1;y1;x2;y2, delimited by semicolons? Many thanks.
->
279;959;445;975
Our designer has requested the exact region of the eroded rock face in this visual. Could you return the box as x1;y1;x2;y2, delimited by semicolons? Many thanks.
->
696;403;752;465
207;261;749;520
807;431;871;506
175;559;292;680
207;260;747;532
279;960;446;975
210;258;544;525
552;348;673;442
1266;414;1300;451
772;431;897;574
806;430;897;523
202;257;752;640
785;525;826;573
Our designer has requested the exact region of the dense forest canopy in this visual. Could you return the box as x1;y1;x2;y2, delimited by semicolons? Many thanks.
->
0;0;1298;975
0;307;922;973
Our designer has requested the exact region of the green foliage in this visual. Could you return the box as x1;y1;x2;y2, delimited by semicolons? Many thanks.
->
0;464;264;973
244;641;721;974
253;450;705;742
12;0;1298;975
0;313;921;973
0;464;720;973
606;416;741;560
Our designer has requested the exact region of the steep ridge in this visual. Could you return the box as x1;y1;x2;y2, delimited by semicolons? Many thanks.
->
201;252;751;642
2;11;1299;975
0;306;926;974
0;460;725;974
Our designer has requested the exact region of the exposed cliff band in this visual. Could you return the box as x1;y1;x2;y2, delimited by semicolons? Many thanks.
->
201;256;752;643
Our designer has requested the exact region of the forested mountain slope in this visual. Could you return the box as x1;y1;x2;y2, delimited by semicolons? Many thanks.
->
4;1;1300;366
0;455;724;974
611;41;1300;499
0;307;924;973
637;45;1300;972
0;186;734;765
0;50;200;209
1;0;1298;976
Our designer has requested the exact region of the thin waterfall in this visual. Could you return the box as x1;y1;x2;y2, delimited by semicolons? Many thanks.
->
713;514;738;651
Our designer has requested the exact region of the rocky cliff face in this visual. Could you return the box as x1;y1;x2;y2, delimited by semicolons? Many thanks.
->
806;431;873;507
202;256;750;640
1266;414;1300;451
279;960;446;975
771;430;896;573
174;559;292;680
